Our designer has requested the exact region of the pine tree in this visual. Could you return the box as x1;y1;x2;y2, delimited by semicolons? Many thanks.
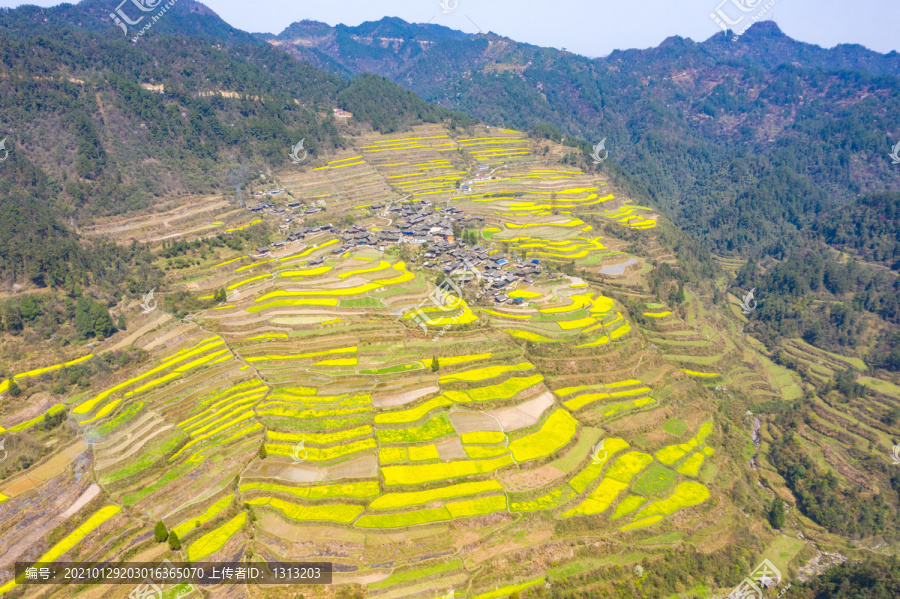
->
167;531;181;550
259;443;267;459
90;302;116;339
769;497;785;529
74;297;92;338
116;316;126;331
431;356;439;372
8;380;21;397
154;521;169;543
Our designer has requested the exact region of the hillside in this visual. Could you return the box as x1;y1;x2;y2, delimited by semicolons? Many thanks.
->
0;6;473;223
0;119;897;599
269;18;900;255
0;3;898;599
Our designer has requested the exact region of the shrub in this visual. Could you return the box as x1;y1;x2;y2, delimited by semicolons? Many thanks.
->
154;521;168;543
167;531;181;550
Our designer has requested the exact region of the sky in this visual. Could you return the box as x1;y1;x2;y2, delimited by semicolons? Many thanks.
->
3;0;899;56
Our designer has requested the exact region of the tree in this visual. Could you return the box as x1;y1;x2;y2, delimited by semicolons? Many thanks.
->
154;521;169;543
116;316;126;331
769;497;785;529
20;296;40;322
8;380;21;397
167;531;181;551
258;443;267;459
3;302;23;332
431;356;439;372
90;302;116;339
74;297;93;338
214;288;227;303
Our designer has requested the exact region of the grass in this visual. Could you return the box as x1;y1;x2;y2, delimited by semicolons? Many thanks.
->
358;362;422;375
0;504;119;592
680;369;719;378
172;495;233;538
356;495;507;528
439;362;533;383
122;459;201;506
558;316;597;330
465;445;509;458
314;357;357;366
620;515;664;531
505;329;559;343
375;397;453;424
556;379;642;396
187;513;247;561
563;387;652;411
631;463;677;495
655;444;689;465
247;497;363;524
637;482;710;518
40;505;120;563
340;297;385;308
74;337;225;415
509;409;578;462
245;346;357;362
507;290;541;299
677;452;706;477
434;353;493;366
661;418;687;437
247;298;338;312
444;374;544;403
510;486;575;512
858;376;900;399
460;430;506;444
376;414;454;443
240;481;379;500
258;404;369;420
355;506;452;528
382;455;514;486
101;433;185;484
267;425;372;445
562;478;629;517
9;404;66;432
791;337;867;370
605;451;654;483
611;495;647;520
472;578;546;599
368;481;503;510
266;438;377;462
567;437;631;493
368;559;463;590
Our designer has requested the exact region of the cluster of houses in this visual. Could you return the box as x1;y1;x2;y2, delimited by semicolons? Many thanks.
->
246;200;326;218
248;198;544;304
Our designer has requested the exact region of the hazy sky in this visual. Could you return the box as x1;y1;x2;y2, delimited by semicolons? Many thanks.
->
4;0;899;56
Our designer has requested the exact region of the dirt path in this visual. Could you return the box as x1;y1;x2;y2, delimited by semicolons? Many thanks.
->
58;483;100;520
82;196;231;239
96;419;173;471
107;312;173;352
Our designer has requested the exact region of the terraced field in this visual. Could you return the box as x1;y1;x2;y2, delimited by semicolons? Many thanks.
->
1;122;892;599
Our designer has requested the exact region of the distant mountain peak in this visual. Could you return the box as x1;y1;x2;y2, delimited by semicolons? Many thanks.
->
742;20;788;38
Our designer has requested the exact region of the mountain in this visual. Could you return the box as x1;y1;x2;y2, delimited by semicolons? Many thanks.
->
0;5;898;598
268;18;900;255
0;5;474;222
0;0;261;44
704;22;900;76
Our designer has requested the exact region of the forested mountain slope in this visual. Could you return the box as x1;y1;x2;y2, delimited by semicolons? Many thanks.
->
270;18;900;254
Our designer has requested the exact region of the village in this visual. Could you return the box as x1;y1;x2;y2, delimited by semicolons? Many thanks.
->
243;196;543;305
